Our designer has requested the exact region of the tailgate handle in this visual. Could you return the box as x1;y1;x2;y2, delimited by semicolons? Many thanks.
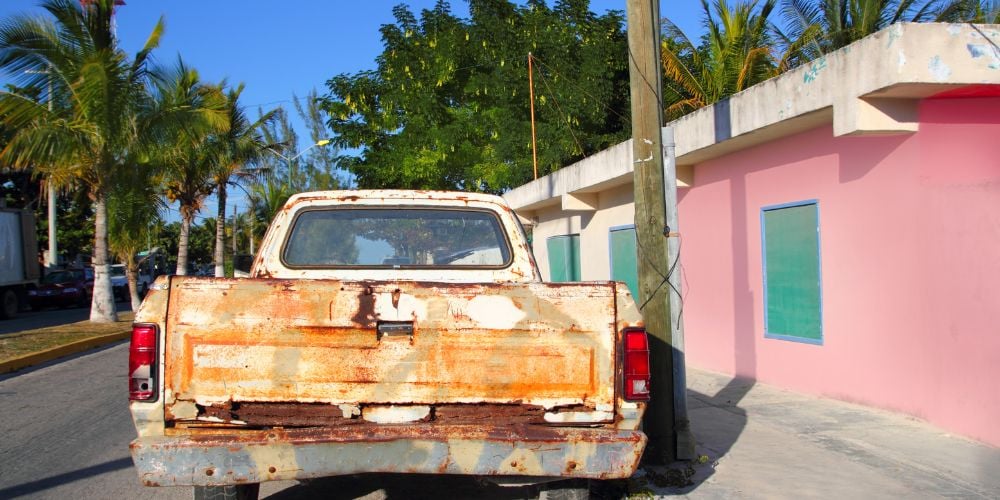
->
377;321;414;340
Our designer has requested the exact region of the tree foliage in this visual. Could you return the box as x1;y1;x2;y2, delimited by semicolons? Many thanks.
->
0;0;163;321
661;0;780;120
777;0;985;64
320;0;630;193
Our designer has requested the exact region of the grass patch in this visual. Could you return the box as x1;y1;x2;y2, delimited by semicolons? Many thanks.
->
0;312;134;363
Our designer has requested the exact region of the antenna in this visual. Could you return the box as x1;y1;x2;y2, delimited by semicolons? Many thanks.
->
528;53;539;180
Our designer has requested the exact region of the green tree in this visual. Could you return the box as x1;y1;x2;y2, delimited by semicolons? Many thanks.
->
321;0;630;192
0;0;162;321
778;0;982;65
660;0;779;119
108;162;162;309
156;60;227;276
259;107;303;191
211;85;276;277
250;176;293;228
293;88;344;190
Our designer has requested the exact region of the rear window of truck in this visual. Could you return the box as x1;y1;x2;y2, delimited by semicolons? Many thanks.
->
282;208;513;268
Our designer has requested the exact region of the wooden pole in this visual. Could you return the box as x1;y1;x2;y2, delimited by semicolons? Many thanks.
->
528;53;539;180
625;0;675;464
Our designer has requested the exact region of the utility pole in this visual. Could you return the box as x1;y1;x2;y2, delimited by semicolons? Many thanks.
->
28;66;56;272
232;203;238;263
528;53;539;180
46;69;55;273
625;0;679;464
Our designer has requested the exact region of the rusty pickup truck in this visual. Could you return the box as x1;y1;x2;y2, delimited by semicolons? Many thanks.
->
129;190;650;499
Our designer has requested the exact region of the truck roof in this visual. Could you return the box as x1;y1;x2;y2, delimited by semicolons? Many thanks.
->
285;190;509;209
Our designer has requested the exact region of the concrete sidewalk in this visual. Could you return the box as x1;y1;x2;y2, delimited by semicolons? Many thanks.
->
645;368;1000;499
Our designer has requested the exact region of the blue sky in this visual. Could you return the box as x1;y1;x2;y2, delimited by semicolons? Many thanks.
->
0;0;704;217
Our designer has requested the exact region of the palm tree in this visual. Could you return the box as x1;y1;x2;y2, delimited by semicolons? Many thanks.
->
108;161;162;310
0;0;162;321
661;0;780;120
778;0;982;65
251;176;295;226
211;85;276;277
155;60;227;276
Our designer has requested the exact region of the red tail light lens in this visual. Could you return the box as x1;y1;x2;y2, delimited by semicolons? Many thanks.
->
623;327;651;401
129;323;158;401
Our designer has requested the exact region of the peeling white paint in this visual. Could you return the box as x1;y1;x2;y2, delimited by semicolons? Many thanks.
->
170;400;199;419
466;295;527;330
374;292;427;321
339;404;361;418
362;405;430;423
544;410;614;423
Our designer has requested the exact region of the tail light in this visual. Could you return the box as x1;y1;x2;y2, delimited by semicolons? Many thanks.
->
623;327;651;401
129;323;158;401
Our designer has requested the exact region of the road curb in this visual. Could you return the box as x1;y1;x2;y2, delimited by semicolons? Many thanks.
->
0;331;130;374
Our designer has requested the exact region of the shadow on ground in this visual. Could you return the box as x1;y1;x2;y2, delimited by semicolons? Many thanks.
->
264;473;531;500
263;378;754;499
0;457;134;498
635;377;753;496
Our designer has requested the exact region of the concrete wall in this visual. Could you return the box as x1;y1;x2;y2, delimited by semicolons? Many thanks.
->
678;97;1000;447
531;183;635;282
506;23;1000;446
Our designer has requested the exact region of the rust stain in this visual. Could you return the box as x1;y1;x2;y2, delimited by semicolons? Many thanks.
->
350;287;376;326
164;278;618;415
167;422;645;447
201;401;357;427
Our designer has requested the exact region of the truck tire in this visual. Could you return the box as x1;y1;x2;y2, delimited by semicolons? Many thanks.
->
193;484;259;500
538;479;590;500
1;289;18;319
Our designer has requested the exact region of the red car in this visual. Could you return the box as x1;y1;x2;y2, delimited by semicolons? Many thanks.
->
28;268;92;309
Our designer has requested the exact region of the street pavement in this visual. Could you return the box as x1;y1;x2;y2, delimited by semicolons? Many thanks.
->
1;341;997;499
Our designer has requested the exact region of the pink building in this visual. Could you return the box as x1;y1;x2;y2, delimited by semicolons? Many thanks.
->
505;23;1000;446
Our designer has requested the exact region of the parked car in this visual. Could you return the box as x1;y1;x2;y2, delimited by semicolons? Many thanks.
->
110;264;128;301
110;263;155;301
27;268;91;309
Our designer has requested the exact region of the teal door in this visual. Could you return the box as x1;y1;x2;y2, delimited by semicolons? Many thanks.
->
609;226;639;298
546;235;580;282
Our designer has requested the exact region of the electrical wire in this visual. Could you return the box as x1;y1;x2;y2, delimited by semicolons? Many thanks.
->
528;54;631;124
531;65;585;157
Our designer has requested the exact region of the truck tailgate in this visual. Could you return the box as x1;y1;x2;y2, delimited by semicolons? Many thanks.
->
162;277;618;420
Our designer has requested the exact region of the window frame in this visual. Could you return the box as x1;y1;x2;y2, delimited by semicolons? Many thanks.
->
545;233;581;282
760;199;824;345
608;224;639;298
279;206;514;270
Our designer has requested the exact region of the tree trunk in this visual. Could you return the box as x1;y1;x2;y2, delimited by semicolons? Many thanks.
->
126;261;141;311
214;183;226;278
90;194;118;322
177;212;191;276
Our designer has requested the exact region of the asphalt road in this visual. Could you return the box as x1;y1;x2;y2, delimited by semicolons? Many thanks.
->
0;301;132;336
0;344;575;500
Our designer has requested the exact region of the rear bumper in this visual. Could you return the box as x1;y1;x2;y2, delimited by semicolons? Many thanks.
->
131;424;646;486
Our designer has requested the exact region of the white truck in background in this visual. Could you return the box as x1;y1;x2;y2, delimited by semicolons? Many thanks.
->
0;207;39;319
